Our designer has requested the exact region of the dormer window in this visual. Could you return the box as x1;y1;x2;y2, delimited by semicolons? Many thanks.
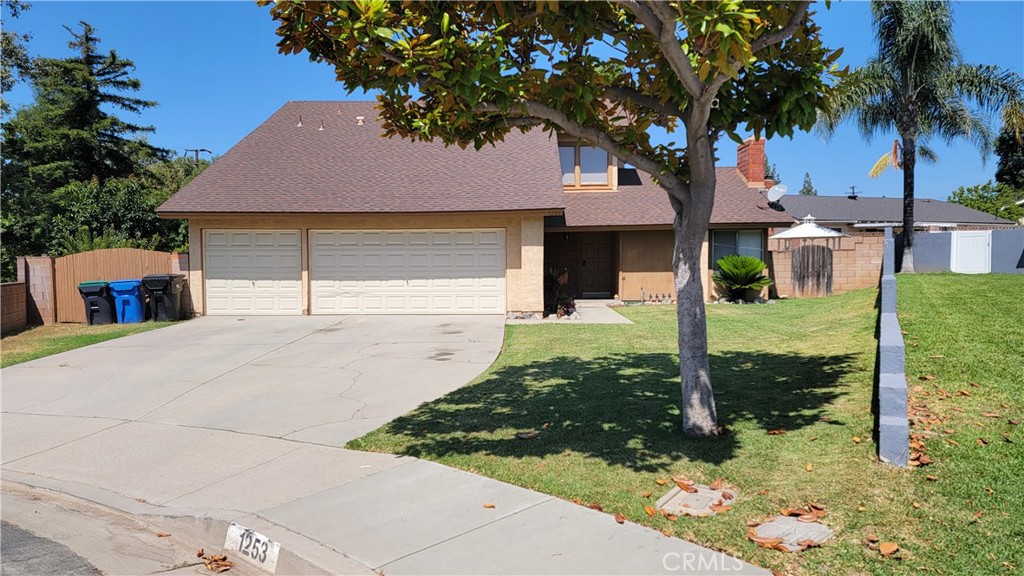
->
559;141;615;190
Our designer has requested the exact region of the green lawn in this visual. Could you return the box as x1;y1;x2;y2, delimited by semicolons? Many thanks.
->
350;275;1023;575
1;322;170;368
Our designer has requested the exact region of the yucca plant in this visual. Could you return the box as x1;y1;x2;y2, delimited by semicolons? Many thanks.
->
712;255;773;302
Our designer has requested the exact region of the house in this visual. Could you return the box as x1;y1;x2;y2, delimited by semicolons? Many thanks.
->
777;195;1015;234
158;101;791;316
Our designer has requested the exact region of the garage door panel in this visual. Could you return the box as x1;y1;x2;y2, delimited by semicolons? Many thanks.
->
204;230;302;316
311;229;505;314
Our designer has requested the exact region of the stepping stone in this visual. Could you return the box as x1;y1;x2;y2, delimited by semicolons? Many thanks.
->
750;515;832;552
655;484;736;517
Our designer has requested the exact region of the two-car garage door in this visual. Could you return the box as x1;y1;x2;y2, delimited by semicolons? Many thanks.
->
203;229;505;315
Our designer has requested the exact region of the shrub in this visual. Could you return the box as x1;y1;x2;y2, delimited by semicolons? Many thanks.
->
712;255;773;301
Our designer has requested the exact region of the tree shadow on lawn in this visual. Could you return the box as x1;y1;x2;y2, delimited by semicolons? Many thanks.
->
378;350;857;470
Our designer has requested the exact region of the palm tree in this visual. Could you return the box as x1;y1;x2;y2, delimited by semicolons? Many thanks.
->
819;0;1023;271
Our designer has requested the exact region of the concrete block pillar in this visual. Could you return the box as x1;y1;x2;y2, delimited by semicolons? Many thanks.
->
16;256;56;325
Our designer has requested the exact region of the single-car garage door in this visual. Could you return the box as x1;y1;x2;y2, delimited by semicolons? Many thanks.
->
204;230;302;315
310;229;505;314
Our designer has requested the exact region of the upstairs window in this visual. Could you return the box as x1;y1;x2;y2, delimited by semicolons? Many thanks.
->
559;142;613;189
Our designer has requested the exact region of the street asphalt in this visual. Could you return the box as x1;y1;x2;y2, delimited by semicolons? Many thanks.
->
1;314;765;575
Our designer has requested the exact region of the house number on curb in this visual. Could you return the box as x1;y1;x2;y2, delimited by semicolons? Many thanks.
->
224;522;281;573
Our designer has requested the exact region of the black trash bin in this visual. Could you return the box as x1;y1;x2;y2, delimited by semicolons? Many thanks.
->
78;281;116;325
142;274;185;321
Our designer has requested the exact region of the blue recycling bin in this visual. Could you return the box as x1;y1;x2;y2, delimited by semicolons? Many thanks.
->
109;279;147;323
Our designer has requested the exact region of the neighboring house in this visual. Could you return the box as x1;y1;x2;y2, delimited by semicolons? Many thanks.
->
778;195;1015;234
158;101;791;316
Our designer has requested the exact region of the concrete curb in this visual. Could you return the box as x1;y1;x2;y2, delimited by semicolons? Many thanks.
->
2;471;375;575
877;228;908;467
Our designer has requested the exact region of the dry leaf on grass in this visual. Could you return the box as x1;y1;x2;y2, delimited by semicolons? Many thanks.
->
588;503;603;512
614;513;626;524
640;490;652;498
515;431;539;440
655;478;667;485
852;436;862;444
709;478;724;490
766;429;787;435
644;505;657;517
661;529;672;537
879;542;899;557
709;504;732;514
926;475;938;481
866;533;880;543
977;437;990;446
805;463;814;472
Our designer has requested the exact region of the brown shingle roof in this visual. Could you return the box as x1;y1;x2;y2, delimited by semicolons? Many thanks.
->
158;101;566;215
562;167;796;228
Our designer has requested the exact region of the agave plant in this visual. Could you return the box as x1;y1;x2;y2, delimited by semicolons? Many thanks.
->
712;255;773;302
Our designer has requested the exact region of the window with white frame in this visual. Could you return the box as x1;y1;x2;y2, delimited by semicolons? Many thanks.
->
711;230;765;268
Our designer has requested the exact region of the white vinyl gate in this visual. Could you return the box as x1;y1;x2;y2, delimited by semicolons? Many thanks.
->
950;231;992;274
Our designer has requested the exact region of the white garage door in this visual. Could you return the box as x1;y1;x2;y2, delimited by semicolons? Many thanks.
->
310;229;505;314
204;230;302;315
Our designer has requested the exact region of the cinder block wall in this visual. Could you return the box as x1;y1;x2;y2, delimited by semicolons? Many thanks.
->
16;256;56;324
1;282;28;334
770;233;884;297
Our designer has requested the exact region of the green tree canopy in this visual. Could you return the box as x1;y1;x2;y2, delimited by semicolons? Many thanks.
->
819;0;1024;271
798;171;817;195
994;127;1024;191
1;0;32;115
948;182;1024;223
1;21;173;278
265;0;842;435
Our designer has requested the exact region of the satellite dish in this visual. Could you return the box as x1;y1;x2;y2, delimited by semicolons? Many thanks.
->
767;184;788;202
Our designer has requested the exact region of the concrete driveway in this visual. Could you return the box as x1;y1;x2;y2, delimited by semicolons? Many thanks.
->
2;315;764;575
2;315;504;447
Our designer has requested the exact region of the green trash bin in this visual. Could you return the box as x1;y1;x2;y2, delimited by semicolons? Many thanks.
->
78;281;115;325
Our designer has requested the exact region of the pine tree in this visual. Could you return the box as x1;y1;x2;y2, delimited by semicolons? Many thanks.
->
799;172;818;195
1;21;168;277
764;153;781;183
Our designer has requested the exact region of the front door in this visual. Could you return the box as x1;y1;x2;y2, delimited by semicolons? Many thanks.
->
580;233;614;297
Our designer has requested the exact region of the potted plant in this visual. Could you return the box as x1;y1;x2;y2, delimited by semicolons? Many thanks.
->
712;255;774;302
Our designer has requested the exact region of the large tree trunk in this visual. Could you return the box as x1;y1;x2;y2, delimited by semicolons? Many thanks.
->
901;133;917;273
669;125;718;436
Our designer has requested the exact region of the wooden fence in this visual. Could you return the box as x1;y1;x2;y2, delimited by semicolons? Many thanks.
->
55;248;174;323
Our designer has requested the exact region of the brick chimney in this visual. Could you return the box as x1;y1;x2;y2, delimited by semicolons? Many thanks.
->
736;137;772;188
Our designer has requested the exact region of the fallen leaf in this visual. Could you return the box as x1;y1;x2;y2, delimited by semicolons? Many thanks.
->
766;429;787;435
797;513;817;522
858;506;866;511
956;390;972;397
926;475;938;481
614;512;626;524
1009;419;1020;426
912;502;921;509
920;375;936;381
645;505;657;517
977;437;990;446
918;454;933;465
155;532;171;538
210;555;227;563
757;489;769;496
746;519;760;527
655;478;667;485
805;463;814;472
969;382;980;387
709;478;723;490
945;439;960;446
944;428;956;434
851;435;862;444
879;542;899;557
721;491;735;500
981;412;1001;418
661;529;672;537
483;503;496;509
515;431;539;440
709;504;732;514
196;549;204;558
588;503;603;512
797;538;820;549
928;355;944;359
1000;403;1010;409
747;530;785;548
677;482;698;493
808;436;818;441
974;511;984;518
866;533;880;543
670;474;694;486
666;513;678;521
640;490;652;498
985;487;994;496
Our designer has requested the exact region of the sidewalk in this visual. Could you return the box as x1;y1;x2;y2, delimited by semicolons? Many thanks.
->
1;317;764;575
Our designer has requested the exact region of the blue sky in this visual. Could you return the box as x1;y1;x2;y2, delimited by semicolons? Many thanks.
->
4;1;1023;201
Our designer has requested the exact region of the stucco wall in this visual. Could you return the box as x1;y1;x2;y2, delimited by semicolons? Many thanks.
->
770;233;884;297
991;229;1024;274
186;213;545;315
912;233;953;273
